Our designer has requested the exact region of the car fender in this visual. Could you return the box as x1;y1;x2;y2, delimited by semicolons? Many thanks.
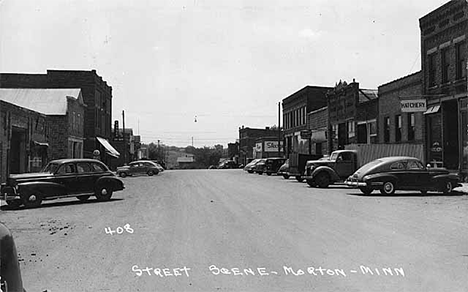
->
0;223;24;292
311;166;340;182
364;173;398;186
17;181;67;196
431;174;460;185
96;176;124;191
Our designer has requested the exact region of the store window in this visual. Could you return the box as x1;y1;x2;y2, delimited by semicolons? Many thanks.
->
441;48;450;84
395;115;402;142
348;120;355;138
408;113;415;141
456;41;466;80
384;117;390;143
428;53;436;87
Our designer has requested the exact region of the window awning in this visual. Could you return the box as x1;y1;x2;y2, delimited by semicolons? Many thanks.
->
96;137;120;158
424;105;440;115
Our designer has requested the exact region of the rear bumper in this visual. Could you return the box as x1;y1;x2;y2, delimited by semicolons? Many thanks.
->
344;180;367;187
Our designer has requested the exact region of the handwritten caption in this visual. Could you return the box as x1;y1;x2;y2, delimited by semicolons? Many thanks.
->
104;224;134;235
131;264;405;278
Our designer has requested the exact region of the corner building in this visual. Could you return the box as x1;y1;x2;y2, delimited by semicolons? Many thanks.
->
420;0;468;172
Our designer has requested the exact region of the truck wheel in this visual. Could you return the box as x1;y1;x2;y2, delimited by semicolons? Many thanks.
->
380;181;395;195
22;192;43;208
295;176;304;182
282;174;290;179
442;181;453;194
95;185;113;201
306;179;316;187
316;172;330;188
359;187;373;195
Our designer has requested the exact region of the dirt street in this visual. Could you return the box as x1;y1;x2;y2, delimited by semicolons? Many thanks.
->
1;169;468;292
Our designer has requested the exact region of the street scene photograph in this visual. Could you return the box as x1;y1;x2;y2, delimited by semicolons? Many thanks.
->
0;0;468;291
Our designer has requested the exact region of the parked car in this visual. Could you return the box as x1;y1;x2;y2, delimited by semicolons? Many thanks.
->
0;223;25;292
218;160;238;169
151;160;165;171
117;160;160;177
277;159;290;179
262;157;287;176
254;159;267;174
1;158;125;209
345;156;460;195
243;159;260;173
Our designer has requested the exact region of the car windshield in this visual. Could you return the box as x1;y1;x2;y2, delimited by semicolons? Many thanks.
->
329;153;338;161
41;162;60;173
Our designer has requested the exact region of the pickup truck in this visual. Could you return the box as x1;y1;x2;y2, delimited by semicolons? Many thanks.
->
302;150;358;188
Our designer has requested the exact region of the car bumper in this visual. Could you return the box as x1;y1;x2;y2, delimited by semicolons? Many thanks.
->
344;180;367;187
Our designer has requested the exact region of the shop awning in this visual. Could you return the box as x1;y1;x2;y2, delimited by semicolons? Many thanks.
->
424;105;440;115
96;137;120;158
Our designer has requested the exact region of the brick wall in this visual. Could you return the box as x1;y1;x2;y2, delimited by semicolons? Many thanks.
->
378;71;423;144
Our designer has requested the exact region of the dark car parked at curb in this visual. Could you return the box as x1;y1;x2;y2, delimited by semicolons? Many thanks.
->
254;159;267;175
218;160;238;169
256;157;286;176
116;160;160;177
345;156;460;195
243;159;260;173
1;158;125;209
0;223;25;292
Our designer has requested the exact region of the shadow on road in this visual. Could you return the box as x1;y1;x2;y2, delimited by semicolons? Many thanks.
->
0;198;124;211
346;191;466;197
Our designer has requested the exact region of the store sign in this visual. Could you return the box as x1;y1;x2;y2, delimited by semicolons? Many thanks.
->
300;130;312;139
264;141;283;152
400;99;427;112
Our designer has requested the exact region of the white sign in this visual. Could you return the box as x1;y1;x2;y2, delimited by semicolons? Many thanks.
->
264;141;283;152
400;99;426;112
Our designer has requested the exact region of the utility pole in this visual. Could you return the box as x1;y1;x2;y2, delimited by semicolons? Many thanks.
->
278;101;281;157
122;110;126;165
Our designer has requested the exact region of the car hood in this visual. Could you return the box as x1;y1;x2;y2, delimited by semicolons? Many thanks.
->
306;160;334;168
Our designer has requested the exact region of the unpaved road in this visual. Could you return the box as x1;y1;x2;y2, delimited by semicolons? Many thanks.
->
1;169;468;292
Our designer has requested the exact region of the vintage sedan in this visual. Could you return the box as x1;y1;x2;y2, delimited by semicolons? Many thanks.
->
116;160;160;177
0;223;25;292
1;158;125;208
345;156;460;195
243;159;260;173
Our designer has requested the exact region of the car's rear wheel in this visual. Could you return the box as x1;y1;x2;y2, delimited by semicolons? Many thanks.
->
266;172;272;176
147;170;154;176
295;176;304;182
6;200;21;209
119;172;127;178
282;174;290;179
315;172;330;188
442;181;453;194
22;192;43;208
95;185;113;201
258;172;263;175
77;195;90;202
359;187;373;195
380;181;395;195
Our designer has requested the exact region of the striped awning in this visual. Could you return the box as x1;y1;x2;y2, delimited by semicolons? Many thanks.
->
96;137;120;158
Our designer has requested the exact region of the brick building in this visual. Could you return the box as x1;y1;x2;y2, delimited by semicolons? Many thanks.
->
238;126;282;165
282;86;332;156
0;88;86;163
378;72;424;145
0;100;49;182
0;69;116;165
419;0;467;171
327;80;378;151
306;106;329;155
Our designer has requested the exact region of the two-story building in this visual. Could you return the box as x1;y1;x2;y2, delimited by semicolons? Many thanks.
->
238;126;282;165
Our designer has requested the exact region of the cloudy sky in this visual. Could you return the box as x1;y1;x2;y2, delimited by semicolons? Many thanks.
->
0;0;447;147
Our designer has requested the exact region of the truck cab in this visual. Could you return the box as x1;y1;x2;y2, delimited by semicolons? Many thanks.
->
302;150;359;188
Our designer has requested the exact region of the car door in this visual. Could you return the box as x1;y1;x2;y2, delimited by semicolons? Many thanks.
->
334;152;355;178
55;163;78;194
128;162;141;175
389;161;410;189
76;162;96;193
405;159;430;190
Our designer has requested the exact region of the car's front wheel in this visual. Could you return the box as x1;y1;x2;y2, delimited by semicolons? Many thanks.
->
295;176;304;182
380;181;395;195
119;172;127;178
95;185;113;201
315;172;330;188
147;170;154;176
22;192;43;208
359;186;373;195
306;179;316;187
282;174;290;179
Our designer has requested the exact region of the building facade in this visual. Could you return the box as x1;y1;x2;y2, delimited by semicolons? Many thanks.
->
306;106;329;155
0;69;115;165
253;137;283;159
239;126;282;165
0;101;49;181
327;80;378;151
282;86;332;156
420;0;468;171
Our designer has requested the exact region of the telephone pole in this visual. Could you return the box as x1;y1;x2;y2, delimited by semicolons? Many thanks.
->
122;110;126;164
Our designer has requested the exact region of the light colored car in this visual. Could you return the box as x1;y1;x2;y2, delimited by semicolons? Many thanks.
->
117;160;160;177
243;159;260;173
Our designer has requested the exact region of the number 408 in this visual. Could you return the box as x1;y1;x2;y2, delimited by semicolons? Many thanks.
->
105;224;134;235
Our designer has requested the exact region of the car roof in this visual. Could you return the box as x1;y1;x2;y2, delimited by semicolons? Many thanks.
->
48;158;105;164
377;156;420;163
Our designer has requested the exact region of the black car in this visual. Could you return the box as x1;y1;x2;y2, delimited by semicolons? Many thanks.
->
116;160;160;177
1;158;125;208
218;160;238;169
264;158;287;176
345;156;460;195
0;223;25;292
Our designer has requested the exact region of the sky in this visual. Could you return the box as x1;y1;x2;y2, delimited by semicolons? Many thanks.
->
0;0;448;147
